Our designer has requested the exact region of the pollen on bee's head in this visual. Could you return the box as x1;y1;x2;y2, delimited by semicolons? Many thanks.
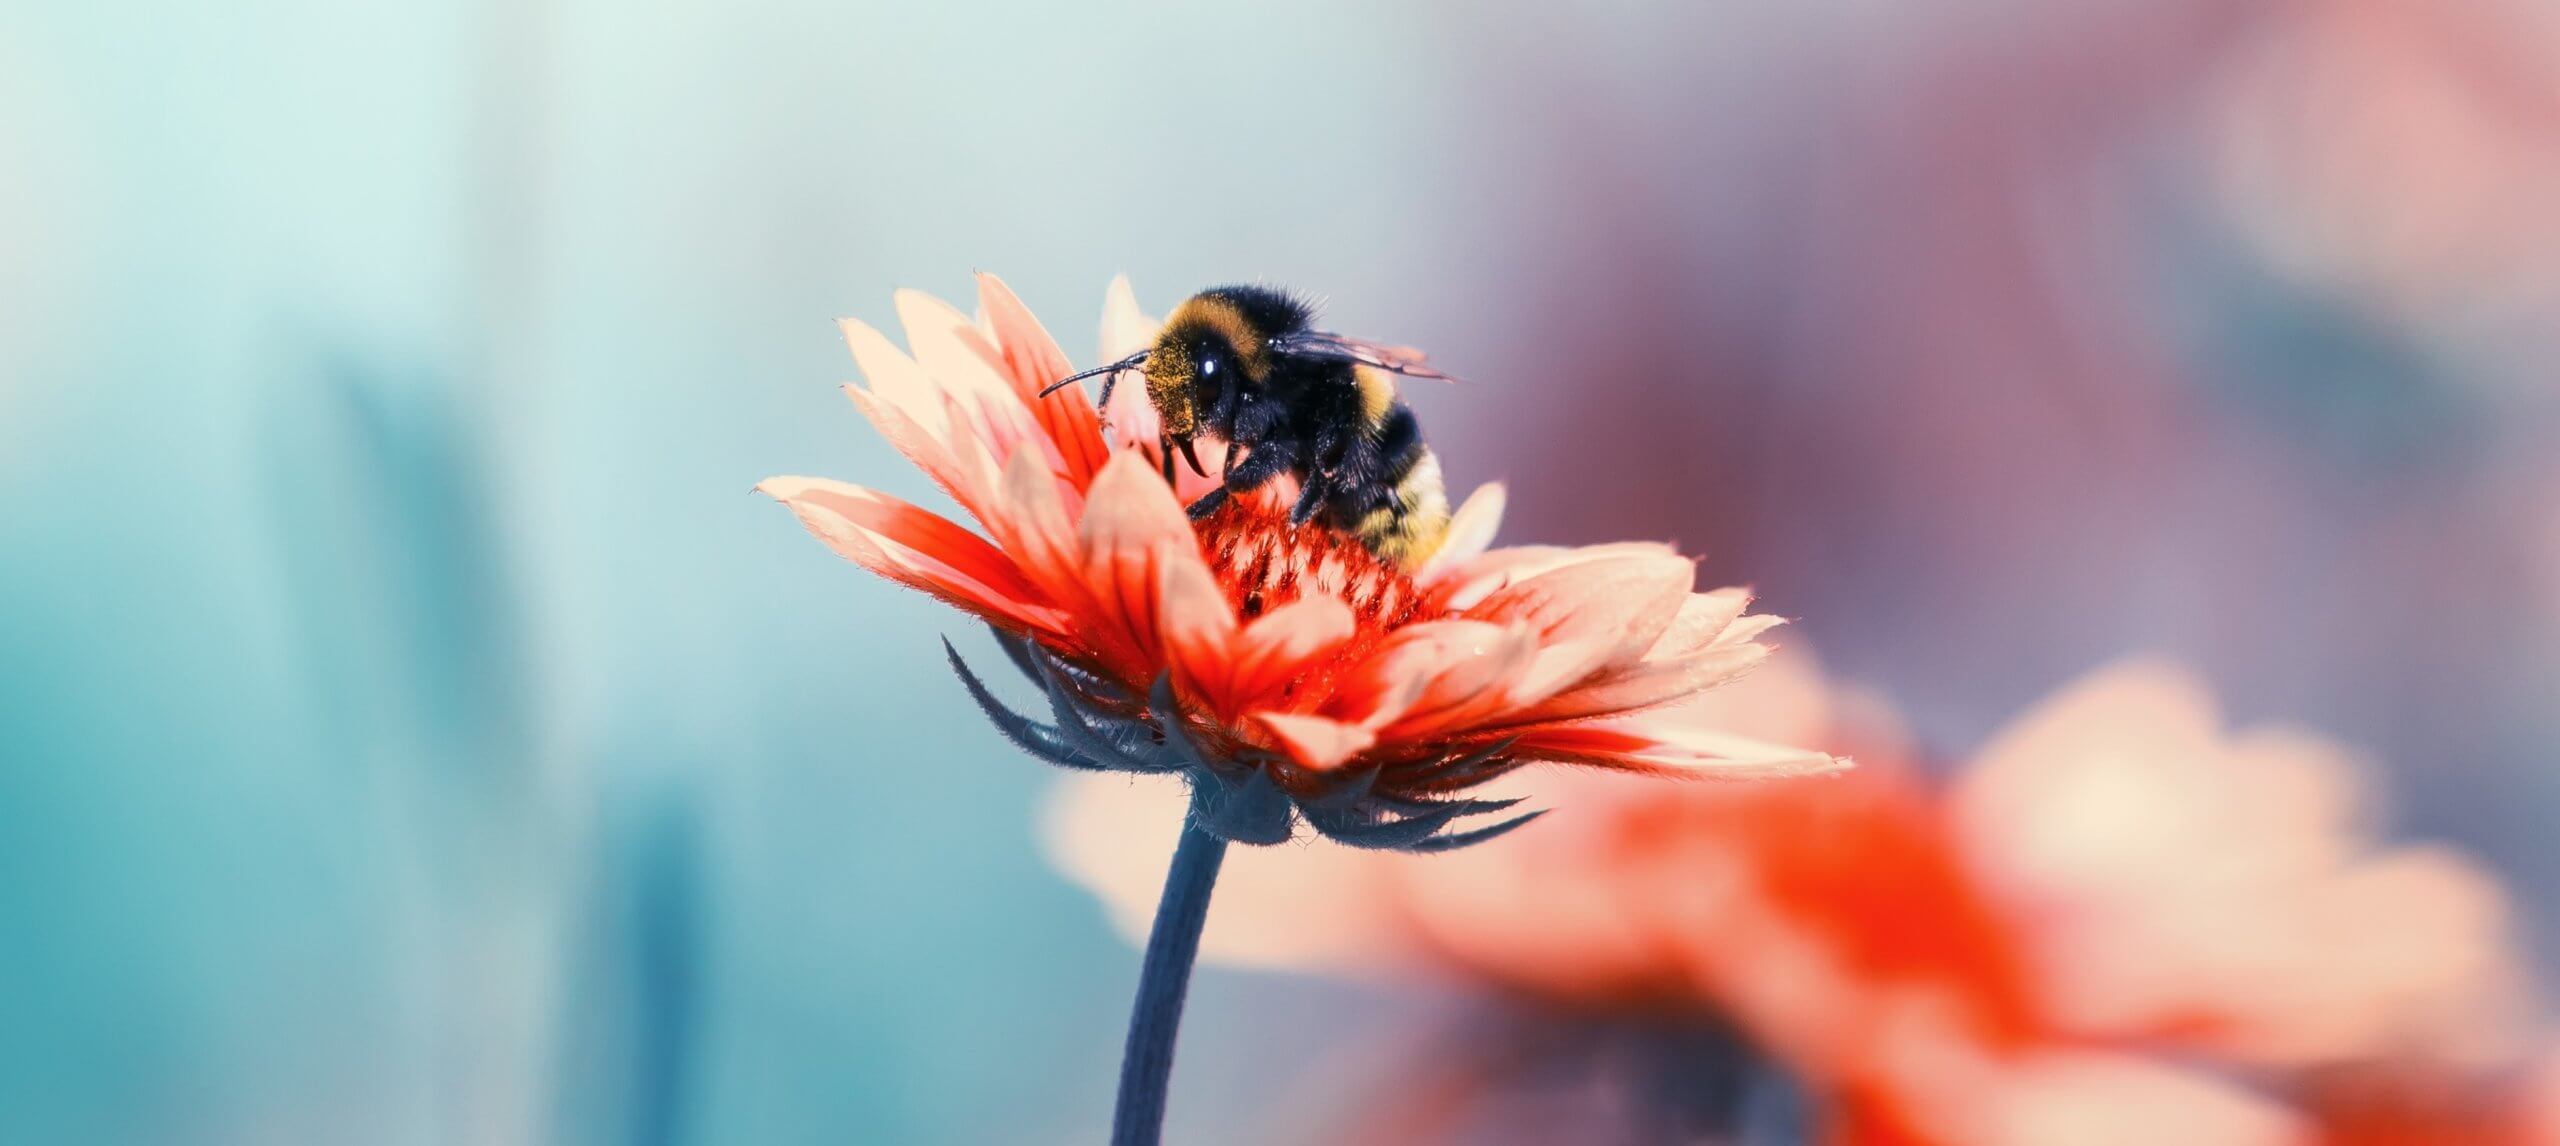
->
1144;339;1198;437
1193;498;1420;635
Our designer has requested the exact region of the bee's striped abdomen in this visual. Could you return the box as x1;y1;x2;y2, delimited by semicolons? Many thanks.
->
1344;397;1451;569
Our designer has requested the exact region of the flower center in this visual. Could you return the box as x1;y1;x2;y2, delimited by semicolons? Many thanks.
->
1193;499;1421;635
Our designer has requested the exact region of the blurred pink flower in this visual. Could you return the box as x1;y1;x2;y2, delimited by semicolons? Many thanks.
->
1050;654;2540;1143
2209;0;2560;358
1953;661;2537;1070
760;275;1836;846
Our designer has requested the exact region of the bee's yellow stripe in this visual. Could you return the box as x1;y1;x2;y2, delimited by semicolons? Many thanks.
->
1359;448;1451;568
1352;365;1398;431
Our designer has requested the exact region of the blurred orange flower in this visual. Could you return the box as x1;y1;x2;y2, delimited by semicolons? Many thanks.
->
760;275;1837;847
1051;654;2546;1142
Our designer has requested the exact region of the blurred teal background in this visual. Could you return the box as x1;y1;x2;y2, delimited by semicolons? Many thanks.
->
6;0;2558;1141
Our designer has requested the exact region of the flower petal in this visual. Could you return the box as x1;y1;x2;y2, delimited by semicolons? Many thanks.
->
1099;275;1159;361
979;273;1112;485
758;476;1061;634
1648;587;1756;659
892;288;1014;407
1430;540;1683;612
895;288;1061;480
1952;659;2537;1068
1158;553;1242;711
981;446;1091;621
1500;637;1623;711
1513;718;1844;778
1226;595;1359;710
1256;711;1378;771
842;384;1003;524
1466;551;1695;665
1096;275;1165;455
1715;612;1787;648
840;316;956;443
1076;452;1209;678
1327;620;1541;739
1415;482;1506;584
1511;637;1775;727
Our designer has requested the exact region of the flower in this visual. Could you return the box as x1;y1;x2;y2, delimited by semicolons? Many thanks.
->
759;274;1837;848
1951;662;2539;1074
1049;653;2543;1142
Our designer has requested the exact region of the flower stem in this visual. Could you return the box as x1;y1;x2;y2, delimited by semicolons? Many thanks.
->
1110;817;1229;1146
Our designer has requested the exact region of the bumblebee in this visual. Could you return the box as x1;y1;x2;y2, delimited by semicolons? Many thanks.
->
1045;285;1456;568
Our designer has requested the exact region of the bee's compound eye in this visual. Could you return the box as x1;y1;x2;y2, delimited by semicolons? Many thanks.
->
1198;354;1219;378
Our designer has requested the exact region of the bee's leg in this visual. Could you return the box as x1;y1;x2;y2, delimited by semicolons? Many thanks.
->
1159;435;1177;484
1289;471;1329;526
1214;382;1242;439
1191;443;1288;521
1221;443;1290;491
1308;422;1346;472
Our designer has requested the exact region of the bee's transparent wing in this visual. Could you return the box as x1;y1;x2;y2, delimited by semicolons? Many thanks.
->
1265;330;1459;382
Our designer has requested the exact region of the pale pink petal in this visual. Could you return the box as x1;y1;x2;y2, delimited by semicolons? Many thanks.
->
1713;612;1787;648
1660;641;1869;749
1513;717;1843;777
980;446;1090;618
1414;482;1506;584
842;317;967;447
1647;587;1755;659
891;288;1016;408
894;289;1061;479
1076;452;1209;676
1157;555;1241;709
1429;541;1683;612
1509;638;1773;727
978;272;1113;484
1095;275;1164;454
1370;623;1545;742
840;384;1002;524
1257;711;1378;771
1464;551;1695;665
1322;619;1530;731
1497;638;1622;713
1953;659;2539;1068
757;476;1062;634
1225;595;1359;710
1098;275;1159;361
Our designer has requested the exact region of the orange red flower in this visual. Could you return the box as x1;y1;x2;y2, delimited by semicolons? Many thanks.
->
759;275;1836;847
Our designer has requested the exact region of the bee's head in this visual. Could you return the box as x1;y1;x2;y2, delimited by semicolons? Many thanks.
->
1148;294;1273;441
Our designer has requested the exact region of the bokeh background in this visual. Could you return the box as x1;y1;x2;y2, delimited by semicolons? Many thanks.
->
7;0;2559;1142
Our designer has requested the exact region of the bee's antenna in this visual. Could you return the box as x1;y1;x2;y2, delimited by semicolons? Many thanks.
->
1040;350;1149;398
